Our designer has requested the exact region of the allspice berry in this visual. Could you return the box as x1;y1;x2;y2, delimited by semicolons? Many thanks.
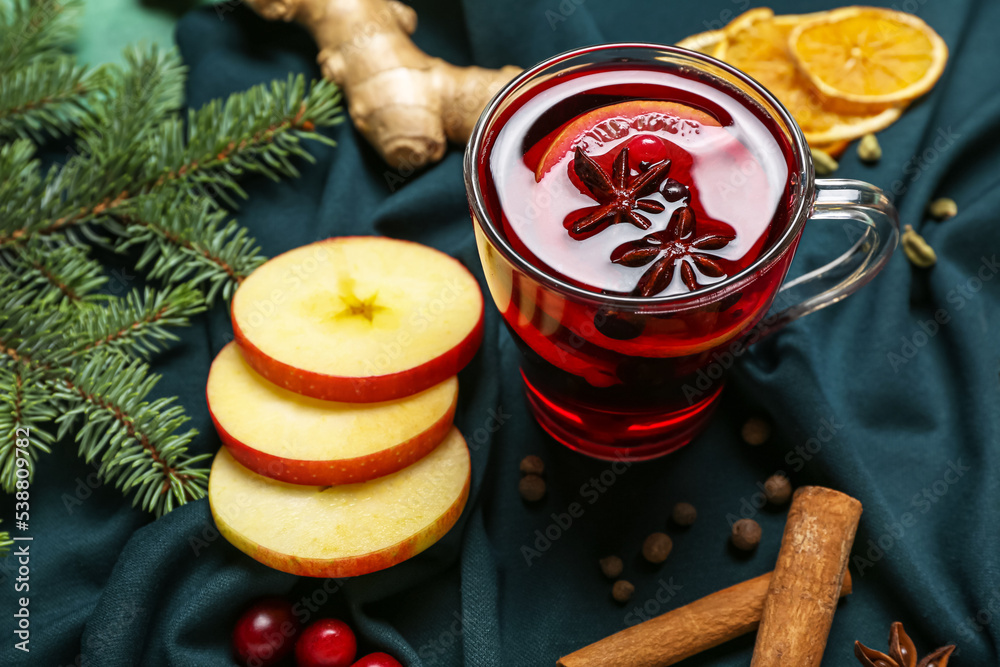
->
612;580;635;604
671;502;697;527
599;555;623;579
741;417;771;446
519;454;545;476
642;532;673;564
731;519;762;551
519;474;546;502
764;473;793;505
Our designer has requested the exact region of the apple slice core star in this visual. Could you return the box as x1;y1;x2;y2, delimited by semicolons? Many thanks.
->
232;236;484;403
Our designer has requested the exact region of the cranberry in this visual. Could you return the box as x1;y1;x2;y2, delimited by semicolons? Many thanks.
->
232;597;300;667
351;653;404;667
626;134;667;166
296;619;358;667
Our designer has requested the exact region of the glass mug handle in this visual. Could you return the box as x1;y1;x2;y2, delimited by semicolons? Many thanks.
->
756;178;900;338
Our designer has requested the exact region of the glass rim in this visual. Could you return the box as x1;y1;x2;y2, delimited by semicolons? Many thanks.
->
464;42;816;307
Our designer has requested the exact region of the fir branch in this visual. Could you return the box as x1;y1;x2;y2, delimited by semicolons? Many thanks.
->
0;282;74;372
0;0;80;72
149;74;342;204
74;284;206;358
54;351;209;516
0;281;209;512
108;190;265;303
0;363;56;492
0;522;10;557
0;55;96;140
1;239;106;305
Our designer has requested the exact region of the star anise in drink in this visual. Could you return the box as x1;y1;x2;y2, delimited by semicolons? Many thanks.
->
564;145;671;240
855;622;956;667
610;206;735;296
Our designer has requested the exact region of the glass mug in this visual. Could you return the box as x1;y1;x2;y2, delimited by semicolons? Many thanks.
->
464;44;898;461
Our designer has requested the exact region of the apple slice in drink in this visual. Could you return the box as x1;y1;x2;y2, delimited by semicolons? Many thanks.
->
232;237;483;403
207;342;457;485
209;428;471;578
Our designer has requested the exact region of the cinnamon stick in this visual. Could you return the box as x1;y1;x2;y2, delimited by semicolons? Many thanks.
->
750;486;863;667
556;569;853;667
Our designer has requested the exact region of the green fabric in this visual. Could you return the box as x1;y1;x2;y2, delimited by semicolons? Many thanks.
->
3;0;1000;665
72;0;207;65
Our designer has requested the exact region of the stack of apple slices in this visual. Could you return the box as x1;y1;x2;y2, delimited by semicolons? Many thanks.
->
207;237;484;578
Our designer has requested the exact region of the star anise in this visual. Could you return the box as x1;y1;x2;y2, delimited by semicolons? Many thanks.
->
564;145;671;239
855;622;956;667
610;205;735;296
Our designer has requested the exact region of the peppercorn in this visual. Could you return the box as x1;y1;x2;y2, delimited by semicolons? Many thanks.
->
741;417;771;446
612;580;635;604
764;474;793;505
857;133;882;163
732;519;762;551
642;532;673;564
671;502;697;527
928;197;957;221
599;555;623;579
518;474;546;502
811;148;838;175
519;454;545;476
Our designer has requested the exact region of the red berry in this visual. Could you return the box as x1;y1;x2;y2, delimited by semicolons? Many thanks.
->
626;134;668;166
296;619;358;667
231;597;300;667
351;653;403;667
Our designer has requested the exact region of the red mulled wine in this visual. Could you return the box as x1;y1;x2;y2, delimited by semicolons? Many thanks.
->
473;59;799;459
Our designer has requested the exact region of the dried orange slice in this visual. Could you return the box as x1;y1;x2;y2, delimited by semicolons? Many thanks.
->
718;11;904;145
789;7;947;111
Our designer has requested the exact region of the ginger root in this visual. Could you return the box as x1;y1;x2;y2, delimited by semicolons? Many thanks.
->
245;0;522;169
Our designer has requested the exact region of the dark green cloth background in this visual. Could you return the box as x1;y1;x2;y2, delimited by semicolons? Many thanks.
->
3;0;1000;665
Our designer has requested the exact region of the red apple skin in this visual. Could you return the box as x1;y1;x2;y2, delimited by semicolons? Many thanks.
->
207;385;457;485
231;236;485;404
232;305;482;404
296;619;357;667
351;653;403;667
212;471;471;579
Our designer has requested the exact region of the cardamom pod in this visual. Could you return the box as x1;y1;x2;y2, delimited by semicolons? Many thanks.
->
857;133;882;162
901;224;937;268
811;147;838;175
928;197;958;220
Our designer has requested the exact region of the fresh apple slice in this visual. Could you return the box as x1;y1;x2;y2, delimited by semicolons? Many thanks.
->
232;237;484;403
209;428;471;578
207;342;458;485
535;100;722;181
